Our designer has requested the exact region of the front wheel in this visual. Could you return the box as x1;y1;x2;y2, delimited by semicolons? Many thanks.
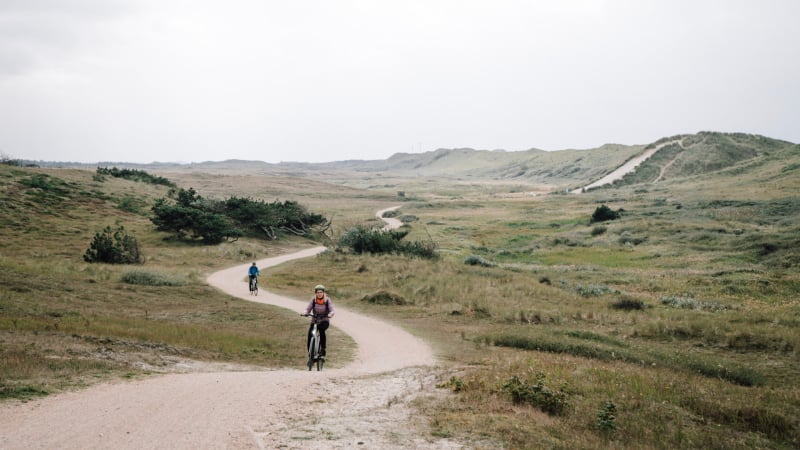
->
307;336;317;371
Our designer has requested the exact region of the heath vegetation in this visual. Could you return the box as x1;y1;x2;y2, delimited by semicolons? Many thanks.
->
2;133;798;448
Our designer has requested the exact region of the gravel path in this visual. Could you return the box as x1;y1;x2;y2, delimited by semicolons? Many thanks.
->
0;212;457;449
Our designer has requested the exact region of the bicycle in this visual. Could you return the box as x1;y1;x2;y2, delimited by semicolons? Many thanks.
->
249;276;258;296
302;313;326;371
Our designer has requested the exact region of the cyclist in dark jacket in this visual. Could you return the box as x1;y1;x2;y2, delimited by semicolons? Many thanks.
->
304;284;335;357
248;262;260;284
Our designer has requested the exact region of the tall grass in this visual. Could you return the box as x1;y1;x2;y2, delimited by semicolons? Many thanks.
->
266;176;800;448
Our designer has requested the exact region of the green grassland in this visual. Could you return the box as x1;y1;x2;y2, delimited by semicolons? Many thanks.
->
0;165;356;401
2;132;799;449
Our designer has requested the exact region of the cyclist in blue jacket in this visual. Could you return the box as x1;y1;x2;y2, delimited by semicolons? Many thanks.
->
248;262;260;287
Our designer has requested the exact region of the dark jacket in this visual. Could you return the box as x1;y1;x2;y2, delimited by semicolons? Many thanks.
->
304;295;334;324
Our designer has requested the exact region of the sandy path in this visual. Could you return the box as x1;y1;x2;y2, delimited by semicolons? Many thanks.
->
653;140;685;183
377;206;402;230
571;140;681;193
0;212;443;449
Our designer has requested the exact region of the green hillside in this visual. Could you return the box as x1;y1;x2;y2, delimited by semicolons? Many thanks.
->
607;132;799;191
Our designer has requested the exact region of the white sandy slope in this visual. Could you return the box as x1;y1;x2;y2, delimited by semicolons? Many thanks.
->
571;140;681;193
0;210;447;449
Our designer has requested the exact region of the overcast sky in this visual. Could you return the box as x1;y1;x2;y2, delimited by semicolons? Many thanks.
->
1;1;798;163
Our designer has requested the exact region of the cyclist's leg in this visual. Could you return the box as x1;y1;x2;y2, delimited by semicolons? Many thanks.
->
317;322;329;355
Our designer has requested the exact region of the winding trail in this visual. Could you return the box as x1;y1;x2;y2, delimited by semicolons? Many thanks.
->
0;209;438;449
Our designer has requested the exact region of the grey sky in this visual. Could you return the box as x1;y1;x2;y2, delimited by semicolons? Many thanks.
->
1;0;798;163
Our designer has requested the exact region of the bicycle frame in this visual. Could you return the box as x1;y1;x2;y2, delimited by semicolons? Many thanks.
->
249;276;258;295
303;313;325;371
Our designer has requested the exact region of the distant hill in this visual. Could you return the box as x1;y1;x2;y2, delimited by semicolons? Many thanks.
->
17;132;797;192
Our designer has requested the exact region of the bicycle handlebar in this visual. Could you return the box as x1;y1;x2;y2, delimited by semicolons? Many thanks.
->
301;313;330;319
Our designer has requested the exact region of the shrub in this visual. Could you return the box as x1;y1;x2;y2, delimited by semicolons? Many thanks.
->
612;296;646;310
1;154;24;167
591;225;607;236
618;231;646;245
338;226;436;258
590;205;621;223
660;295;730;311
339;226;404;253
116;196;147;214
401;238;437;258
575;284;618;297
83;225;143;264
151;188;327;244
437;376;464;392
501;373;570;415
464;255;495;267
360;290;409;305
96;167;175;187
596;401;617;434
120;270;186;286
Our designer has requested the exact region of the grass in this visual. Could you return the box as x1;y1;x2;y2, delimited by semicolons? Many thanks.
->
264;172;800;448
2;145;800;449
0;165;356;400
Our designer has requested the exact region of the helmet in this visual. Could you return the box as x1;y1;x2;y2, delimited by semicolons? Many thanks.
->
314;284;326;292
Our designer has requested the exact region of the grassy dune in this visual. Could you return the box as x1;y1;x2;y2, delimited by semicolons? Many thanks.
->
2;133;799;448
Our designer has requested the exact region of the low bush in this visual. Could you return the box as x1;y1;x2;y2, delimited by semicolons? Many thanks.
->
120;270;187;286
660;295;730;311
501;373;570;415
596;401;617;434
612;296;646;310
96;167;175;187
83;225;143;264
590;205;621;223
591;225;607;236
575;284;618;297
338;226;437;258
464;255;495;267
360;290;409;305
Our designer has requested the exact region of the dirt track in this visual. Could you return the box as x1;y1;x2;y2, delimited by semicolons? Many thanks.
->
0;211;459;449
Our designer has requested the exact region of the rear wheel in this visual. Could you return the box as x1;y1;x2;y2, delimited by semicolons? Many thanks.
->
249;278;257;295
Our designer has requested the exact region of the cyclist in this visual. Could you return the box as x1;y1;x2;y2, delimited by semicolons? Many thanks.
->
248;262;260;289
304;284;335;358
